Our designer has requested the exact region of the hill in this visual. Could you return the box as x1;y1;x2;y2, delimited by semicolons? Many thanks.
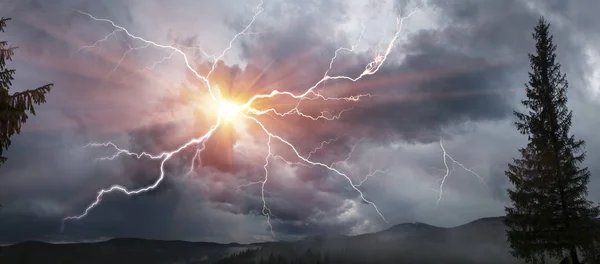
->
0;238;259;264
0;216;562;264
247;217;527;264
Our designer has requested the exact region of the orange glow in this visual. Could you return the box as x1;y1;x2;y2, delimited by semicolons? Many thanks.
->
218;100;241;121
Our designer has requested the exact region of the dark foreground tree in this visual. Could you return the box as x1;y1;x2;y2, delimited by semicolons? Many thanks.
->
0;17;52;166
504;17;600;264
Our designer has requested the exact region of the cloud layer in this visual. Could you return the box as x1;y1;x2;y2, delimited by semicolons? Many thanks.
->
1;0;600;244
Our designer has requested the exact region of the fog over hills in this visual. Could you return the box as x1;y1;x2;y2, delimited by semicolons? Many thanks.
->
0;216;553;264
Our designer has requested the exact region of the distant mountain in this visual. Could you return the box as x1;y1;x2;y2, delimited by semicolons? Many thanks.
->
250;217;528;264
0;216;565;264
0;238;258;264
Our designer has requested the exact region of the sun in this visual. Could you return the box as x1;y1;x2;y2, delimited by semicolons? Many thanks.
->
218;100;242;122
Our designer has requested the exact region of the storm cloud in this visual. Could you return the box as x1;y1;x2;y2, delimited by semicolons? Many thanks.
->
1;0;600;245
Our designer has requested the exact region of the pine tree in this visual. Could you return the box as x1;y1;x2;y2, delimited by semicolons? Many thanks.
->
267;253;276;264
504;17;600;264
0;17;52;166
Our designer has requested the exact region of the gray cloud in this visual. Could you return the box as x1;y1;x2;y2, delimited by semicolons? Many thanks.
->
1;0;600;246
231;0;522;143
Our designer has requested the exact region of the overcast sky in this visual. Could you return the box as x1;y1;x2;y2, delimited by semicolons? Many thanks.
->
1;0;600;245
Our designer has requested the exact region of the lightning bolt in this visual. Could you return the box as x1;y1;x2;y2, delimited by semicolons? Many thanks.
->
307;134;348;159
435;138;488;208
241;113;389;224
331;137;364;170
65;119;221;221
184;141;208;179
261;136;275;237
71;0;264;101
65;2;421;238
355;161;391;187
105;42;151;81
71;29;122;56
126;51;178;78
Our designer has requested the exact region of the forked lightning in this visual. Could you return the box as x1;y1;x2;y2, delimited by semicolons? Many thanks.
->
65;1;485;238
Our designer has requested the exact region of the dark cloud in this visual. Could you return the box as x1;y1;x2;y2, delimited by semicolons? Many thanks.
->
342;50;515;143
230;0;523;144
1;0;600;246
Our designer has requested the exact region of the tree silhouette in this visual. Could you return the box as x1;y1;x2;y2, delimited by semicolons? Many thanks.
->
504;17;600;264
0;17;52;166
214;248;340;264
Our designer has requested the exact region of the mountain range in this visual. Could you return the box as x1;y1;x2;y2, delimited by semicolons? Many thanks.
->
0;216;559;264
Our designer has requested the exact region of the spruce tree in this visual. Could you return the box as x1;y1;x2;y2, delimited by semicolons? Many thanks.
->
504;17;600;264
0;17;52;166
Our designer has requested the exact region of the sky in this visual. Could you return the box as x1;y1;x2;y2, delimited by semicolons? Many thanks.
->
1;0;600;245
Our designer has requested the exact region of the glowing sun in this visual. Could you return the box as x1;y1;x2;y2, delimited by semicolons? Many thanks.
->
218;100;242;121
